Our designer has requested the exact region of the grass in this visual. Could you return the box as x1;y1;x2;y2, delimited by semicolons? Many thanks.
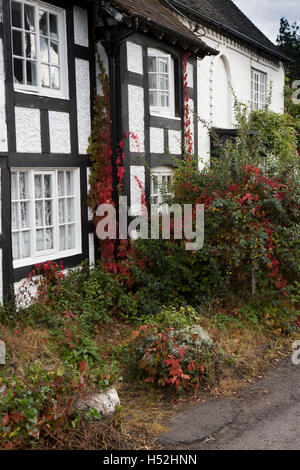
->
0;302;294;450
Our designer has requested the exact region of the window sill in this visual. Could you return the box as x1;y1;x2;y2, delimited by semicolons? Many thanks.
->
13;248;82;270
14;85;69;101
150;112;181;120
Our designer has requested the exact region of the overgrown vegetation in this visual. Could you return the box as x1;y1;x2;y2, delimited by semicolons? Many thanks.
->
0;58;299;449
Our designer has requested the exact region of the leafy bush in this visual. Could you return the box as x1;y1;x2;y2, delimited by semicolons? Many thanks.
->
124;324;226;394
140;305;201;329
15;260;138;330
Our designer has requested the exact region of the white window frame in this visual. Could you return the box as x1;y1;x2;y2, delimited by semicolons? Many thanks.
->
11;168;81;269
151;166;174;209
148;48;175;117
251;68;267;110
11;0;69;99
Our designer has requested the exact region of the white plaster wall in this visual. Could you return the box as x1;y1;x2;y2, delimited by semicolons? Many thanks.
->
128;85;145;152
87;167;93;221
0;169;1;234
14;277;40;309
49;111;71;153
196;31;285;163
150;127;164;153
75;58;91;154
15;107;41;153
0;39;8;152
0;250;2;305
127;42;143;75
73;6;89;48
130;165;145;216
96;43;109;96
89;233;95;266
168;129;182;155
186;62;194;88
189;98;195;153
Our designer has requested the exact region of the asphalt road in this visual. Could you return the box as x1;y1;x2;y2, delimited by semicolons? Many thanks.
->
158;357;300;450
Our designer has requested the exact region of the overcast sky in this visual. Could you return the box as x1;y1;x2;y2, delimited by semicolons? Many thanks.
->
232;0;300;44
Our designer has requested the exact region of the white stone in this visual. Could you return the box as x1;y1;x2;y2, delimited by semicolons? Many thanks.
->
130;165;145;216
75;386;120;417
15;107;41;153
0;340;5;365
49;111;71;154
168;130;182;155
150;127;164;154
76;58;91;154
128;85;145;152
73;6;89;48
127;42;143;75
0;39;8;152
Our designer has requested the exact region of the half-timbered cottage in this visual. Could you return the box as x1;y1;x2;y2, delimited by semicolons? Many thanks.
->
0;0;288;302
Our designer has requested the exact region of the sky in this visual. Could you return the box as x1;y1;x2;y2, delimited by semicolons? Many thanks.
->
232;0;300;44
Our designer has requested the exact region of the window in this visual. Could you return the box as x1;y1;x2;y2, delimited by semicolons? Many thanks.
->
11;0;68;98
151;167;173;207
11;169;81;267
148;48;175;116
251;68;267;110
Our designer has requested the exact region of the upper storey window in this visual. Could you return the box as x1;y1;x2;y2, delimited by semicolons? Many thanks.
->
148;48;175;117
251;68;267;110
11;0;68;98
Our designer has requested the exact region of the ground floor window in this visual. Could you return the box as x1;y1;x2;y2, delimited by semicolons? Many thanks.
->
11;168;81;267
151;166;173;207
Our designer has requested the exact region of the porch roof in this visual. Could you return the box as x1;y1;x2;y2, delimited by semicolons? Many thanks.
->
109;0;219;58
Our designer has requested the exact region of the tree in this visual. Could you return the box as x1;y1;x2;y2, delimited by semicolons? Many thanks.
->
277;17;300;83
277;18;300;151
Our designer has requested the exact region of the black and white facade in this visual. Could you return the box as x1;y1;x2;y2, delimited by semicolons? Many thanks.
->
0;0;96;302
0;0;288;303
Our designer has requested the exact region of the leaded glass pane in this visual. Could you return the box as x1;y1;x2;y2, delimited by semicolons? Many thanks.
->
67;198;74;223
46;228;53;250
40;37;49;63
12;1;23;29
25;33;36;58
13;30;23;57
12;203;18;230
58;172;65;196
59;199;65;224
21;231;30;258
44;175;51;198
45;200;52;226
24;4;35;32
59;226;66;250
20;202;29;228
67;225;75;249
34;175;43;198
26;60;37;86
39;10;48;36
14;58;24;84
19;172;27;199
50;66;60;90
12;233;19;260
36;229;44;251
41;64;50;88
49;14;58;40
35;201;44;227
66;172;73;195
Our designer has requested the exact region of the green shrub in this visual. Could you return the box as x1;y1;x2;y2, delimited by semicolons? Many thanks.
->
16;260;138;330
123;324;227;394
140;305;201;329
